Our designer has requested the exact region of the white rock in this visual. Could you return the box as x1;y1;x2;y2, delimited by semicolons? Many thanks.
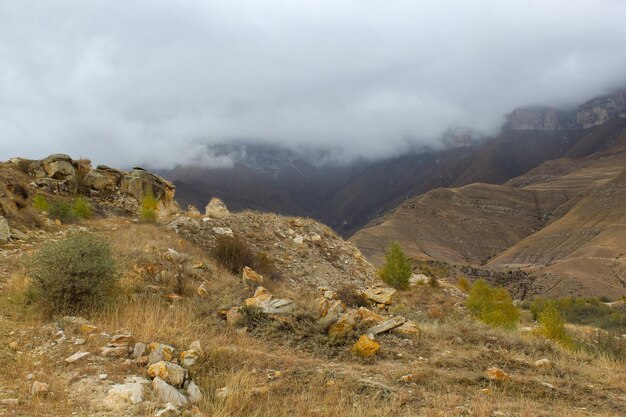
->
155;403;180;417
30;381;49;396
186;381;203;404
74;338;86;345
0;216;11;242
98;373;108;380
205;198;230;218
212;227;233;237
215;386;229;399
152;377;188;406
293;235;304;244
132;342;147;359
103;382;145;409
65;351;90;363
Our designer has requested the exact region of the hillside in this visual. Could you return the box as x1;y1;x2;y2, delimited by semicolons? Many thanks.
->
1;155;624;416
351;118;626;299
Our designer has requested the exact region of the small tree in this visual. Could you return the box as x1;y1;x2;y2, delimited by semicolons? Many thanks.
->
139;193;159;222
28;233;117;314
466;279;519;329
537;301;572;347
378;241;412;290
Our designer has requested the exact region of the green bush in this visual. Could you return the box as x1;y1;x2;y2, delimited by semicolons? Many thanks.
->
378;241;412;290
466;279;519;329
139;193;159;222
211;235;257;275
27;233;117;314
72;197;93;219
48;200;77;224
537;301;572;347
531;297;626;331
33;195;49;212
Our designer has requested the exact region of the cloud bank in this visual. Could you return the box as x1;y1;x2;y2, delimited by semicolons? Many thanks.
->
1;0;626;167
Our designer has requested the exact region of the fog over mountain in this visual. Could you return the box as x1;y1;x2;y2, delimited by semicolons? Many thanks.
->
2;0;626;167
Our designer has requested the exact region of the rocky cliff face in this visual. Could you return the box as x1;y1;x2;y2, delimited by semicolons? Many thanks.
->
503;106;566;131
576;90;626;128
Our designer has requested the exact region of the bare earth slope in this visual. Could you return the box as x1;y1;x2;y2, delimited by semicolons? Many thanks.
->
351;119;626;298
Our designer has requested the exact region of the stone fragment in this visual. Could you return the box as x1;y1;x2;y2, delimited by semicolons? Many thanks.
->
155;402;180;417
328;311;358;338
391;320;420;337
409;273;430;286
100;346;130;357
148;361;187;387
65;351;90;363
356;307;384;327
215;386;229;399
534;359;552;368
148;343;175;364
0;216;11;242
242;266;264;284
30;381;49;396
99;373;108;380
486;367;510;381
132;342;147;359
212;227;233;236
103;382;145;409
9;341;18;350
293;235;304;244
366;316;406;337
180;350;199;368
205;198;230;218
152;377;188;406
186;381;203;404
351;335;380;358
196;283;209;297
362;287;396;305
244;287;294;314
189;340;203;356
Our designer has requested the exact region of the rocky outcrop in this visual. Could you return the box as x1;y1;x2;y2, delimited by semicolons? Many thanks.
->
504;107;565;131
576;90;626;128
121;167;175;203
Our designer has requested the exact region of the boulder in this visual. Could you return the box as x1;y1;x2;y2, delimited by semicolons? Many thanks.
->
0;216;11;242
41;154;76;181
328;310;358;338
148;343;175;364
242;266;264;284
152;377;188;406
356;307;384;327
103;381;145;409
83;170;114;190
391;320;420;337
362;287;396;306
120;168;175;203
186;381;203;404
204;198;230;218
351;335;380;358
148;361;187;387
244;287;294;314
132;342;147;359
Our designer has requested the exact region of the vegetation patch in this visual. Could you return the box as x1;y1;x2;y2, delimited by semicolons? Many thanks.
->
378;241;412;290
466;279;519;329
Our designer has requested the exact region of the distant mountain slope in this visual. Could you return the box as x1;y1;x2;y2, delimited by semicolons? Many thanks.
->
350;118;626;298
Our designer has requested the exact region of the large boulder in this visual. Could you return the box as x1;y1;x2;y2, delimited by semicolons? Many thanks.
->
204;197;230;218
152;377;188;406
83;168;118;190
120;168;175;203
41;154;76;181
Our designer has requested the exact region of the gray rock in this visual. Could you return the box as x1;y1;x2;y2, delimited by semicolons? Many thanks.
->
103;381;145;409
186;381;202;404
152;377;188;406
0;217;11;242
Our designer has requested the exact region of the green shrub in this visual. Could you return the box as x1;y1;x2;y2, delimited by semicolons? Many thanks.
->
48;200;77;224
72;196;93;219
27;233;117;314
531;297;626;331
33;195;49;212
211;235;257;275
537;301;572;347
139;193;159;222
378;241;412;290
466;279;519;329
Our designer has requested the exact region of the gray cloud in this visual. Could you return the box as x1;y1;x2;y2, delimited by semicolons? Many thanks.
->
1;0;626;167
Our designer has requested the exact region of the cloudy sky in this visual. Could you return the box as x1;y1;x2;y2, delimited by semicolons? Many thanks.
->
1;0;626;168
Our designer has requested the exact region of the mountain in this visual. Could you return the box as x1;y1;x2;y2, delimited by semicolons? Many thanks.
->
351;117;626;298
166;90;626;237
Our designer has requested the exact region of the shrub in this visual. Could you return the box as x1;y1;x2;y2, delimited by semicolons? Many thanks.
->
530;297;626;331
457;276;471;293
537;301;572;347
33;195;49;212
336;284;368;308
27;233;117;314
48;200;77;224
466;279;519;329
139;193;159;222
378;241;412;290
72;196;93;219
211;235;256;275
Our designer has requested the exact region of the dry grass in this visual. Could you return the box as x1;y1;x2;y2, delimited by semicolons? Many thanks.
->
1;219;625;417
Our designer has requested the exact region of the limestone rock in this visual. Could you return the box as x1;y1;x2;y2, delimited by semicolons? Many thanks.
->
409;273;430;286
189;340;203;356
42;154;76;180
0;216;11;242
391;320;420;337
186;381;203;404
328;310;358;338
351;335;380;358
244;287;294;314
121;168;175;203
180;350;199;368
534;359;552;368
152;377;188;406
486;367;510;381
65;351;90;363
132;342;147;359
103;381;145;409
148;361;188;387
212;226;233;236
83;170;115;190
362;287;396;306
205;198;230;218
242;266;264;284
356;307;384;327
155;403;180;417
366;316;406;337
148;343;175;364
186;205;202;219
197;283;209;297
30;381;49;396
80;324;98;335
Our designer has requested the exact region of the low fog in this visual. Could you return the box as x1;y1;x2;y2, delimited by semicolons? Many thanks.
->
1;0;626;168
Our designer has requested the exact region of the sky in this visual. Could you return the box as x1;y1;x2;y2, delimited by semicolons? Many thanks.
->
1;0;626;168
